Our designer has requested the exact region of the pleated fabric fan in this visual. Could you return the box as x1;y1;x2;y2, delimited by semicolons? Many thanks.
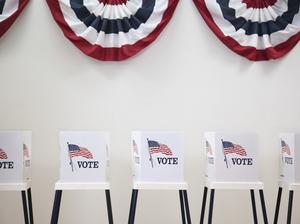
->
193;0;300;61
0;0;29;38
47;0;179;61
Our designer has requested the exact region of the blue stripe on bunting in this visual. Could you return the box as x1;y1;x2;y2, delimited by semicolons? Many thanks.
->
69;0;155;34
0;0;5;14
216;0;300;36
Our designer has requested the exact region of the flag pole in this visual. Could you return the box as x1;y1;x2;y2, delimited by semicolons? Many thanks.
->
221;139;229;168
67;142;74;172
147;138;154;168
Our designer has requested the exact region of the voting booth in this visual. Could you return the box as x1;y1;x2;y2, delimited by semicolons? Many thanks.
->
0;131;31;184
131;131;184;183
58;131;110;184
274;133;300;224
0;131;34;224
128;132;191;224
205;132;259;183
200;132;268;224
279;133;300;184
50;131;113;224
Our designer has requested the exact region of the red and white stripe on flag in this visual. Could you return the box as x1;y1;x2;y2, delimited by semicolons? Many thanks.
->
150;144;173;156
282;145;291;155
70;147;93;159
0;0;29;38
224;144;247;156
193;0;300;61
0;148;8;159
46;0;179;61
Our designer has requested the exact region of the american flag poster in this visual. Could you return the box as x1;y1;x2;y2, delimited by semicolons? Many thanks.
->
0;131;31;184
131;131;184;183
0;148;8;159
222;141;247;157
147;140;173;156
205;140;213;156
205;132;259;183
281;140;291;156
279;133;297;184
59;131;109;183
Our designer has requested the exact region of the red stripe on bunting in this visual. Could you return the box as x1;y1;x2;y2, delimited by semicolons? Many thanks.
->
46;0;179;61
0;0;29;38
193;0;300;61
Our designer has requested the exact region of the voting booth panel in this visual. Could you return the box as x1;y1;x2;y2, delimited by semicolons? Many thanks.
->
273;133;300;224
205;132;259;182
279;133;300;184
0;131;31;184
131;131;184;183
59;131;110;183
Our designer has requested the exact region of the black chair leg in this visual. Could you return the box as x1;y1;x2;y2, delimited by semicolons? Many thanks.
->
21;190;29;224
250;190;258;224
208;189;215;224
27;188;34;224
287;190;294;224
183;190;191;224
105;190;114;224
273;187;282;224
128;189;138;224
259;190;269;224
200;187;208;224
128;190;135;224
179;190;186;224
50;190;63;224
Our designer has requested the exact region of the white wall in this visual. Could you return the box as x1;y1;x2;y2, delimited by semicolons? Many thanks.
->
0;0;299;223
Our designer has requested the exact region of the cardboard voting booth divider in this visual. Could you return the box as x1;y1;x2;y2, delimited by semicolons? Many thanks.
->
273;133;300;224
0;131;31;185
128;132;191;224
205;132;259;183
58;131;110;185
50;131;113;224
200;132;268;224
131;131;185;184
0;131;34;224
279;133;300;184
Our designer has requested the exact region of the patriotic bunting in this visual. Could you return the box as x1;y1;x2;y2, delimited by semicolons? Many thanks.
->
193;0;300;61
0;0;29;38
46;0;179;61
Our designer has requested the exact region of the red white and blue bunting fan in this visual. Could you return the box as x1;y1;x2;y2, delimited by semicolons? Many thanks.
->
47;0;179;61
0;0;29;38
193;0;300;61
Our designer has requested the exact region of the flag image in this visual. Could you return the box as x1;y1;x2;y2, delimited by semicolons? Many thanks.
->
147;140;173;156
133;140;139;155
68;144;93;159
281;140;291;156
222;141;247;157
0;148;8;159
23;144;29;158
206;140;213;156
